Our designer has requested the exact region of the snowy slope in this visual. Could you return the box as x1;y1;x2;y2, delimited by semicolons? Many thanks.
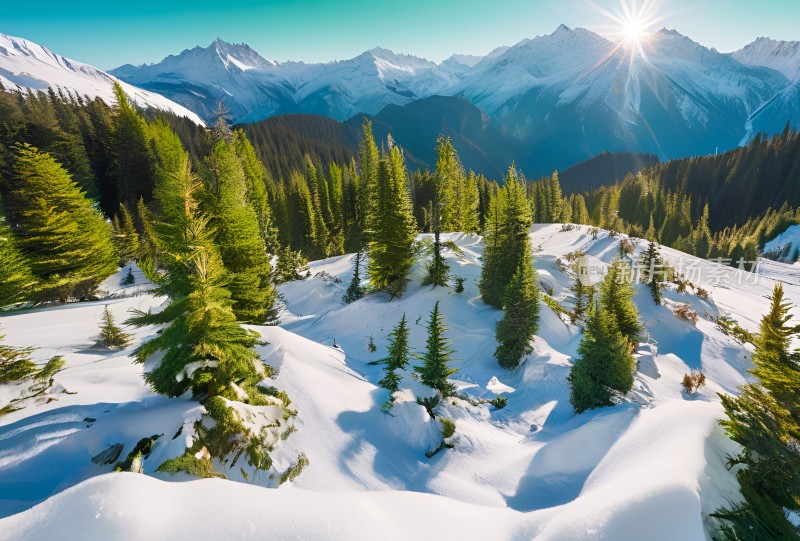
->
0;33;204;125
3;225;800;539
733;37;800;82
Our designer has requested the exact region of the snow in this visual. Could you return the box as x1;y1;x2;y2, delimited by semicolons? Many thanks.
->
0;33;204;125
764;224;800;262
3;224;798;539
733;37;800;82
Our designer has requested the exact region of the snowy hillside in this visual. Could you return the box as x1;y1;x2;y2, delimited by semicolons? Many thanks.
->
2;225;799;539
0;33;204;125
733;37;800;82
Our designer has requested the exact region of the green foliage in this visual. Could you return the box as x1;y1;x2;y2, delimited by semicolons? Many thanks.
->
640;241;664;305
716;284;800;537
280;453;309;484
494;246;540;369
480;165;533;308
0;216;37;306
370;314;411;393
113;203;139;264
715;316;755;345
0;329;37;384
422;232;450;288
366;126;417;299
274;244;309;284
157;453;226;479
204;138;276;324
4;144;117;302
99;305;132;350
342;251;366;303
121;267;135;286
415;302;458;396
112;83;155;208
127;160;263;397
488;395;508;409
439;417;456;439
568;302;636;413
600;257;641;347
453;276;465;294
114;435;160;472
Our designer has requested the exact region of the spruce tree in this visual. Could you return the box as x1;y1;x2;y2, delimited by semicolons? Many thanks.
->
0;216;37;306
717;284;800;537
4;144;117;301
600;257;641;347
204;139;277;324
366;143;417;299
570;257;590;323
494;245;540;369
568;302;636;413
115;203;139;264
99;305;132;350
128;159;262;397
370;314;411;393
415;302;457;396
112;83;155;208
640;241;663;305
343;251;366;303
480;165;533;308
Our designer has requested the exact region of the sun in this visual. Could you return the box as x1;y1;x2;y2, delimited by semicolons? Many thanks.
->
621;16;649;44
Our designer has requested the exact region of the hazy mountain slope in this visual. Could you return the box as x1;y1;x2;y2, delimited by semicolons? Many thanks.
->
733;37;800;82
0;33;203;124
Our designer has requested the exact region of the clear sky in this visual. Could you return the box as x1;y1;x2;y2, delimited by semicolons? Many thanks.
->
3;0;799;70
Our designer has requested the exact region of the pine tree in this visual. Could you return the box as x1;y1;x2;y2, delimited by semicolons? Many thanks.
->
115;203;140;264
568;302;636;413
717;284;800;538
204;139;277;324
494;245;540;369
370;314;411;393
343;251;366;303
99;305;132;350
128;160;263;397
0;216;37;306
480;165;533;308
4;144;117;301
640;241;663;305
415;302;457;396
112;83;155;208
366;143;417;299
600;257;641;347
0;327;37;384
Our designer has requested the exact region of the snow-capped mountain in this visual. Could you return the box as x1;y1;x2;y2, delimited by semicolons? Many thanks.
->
0;33;203;124
111;38;295;123
733;37;800;82
455;26;788;171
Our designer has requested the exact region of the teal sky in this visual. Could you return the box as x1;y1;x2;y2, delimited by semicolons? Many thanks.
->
3;0;799;69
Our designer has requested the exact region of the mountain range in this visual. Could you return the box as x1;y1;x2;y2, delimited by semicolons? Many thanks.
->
0;28;798;177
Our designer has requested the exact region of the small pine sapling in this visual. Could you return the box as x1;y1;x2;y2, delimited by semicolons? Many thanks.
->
99;305;132;350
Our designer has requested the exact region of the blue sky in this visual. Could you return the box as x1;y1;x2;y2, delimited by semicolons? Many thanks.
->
4;0;799;69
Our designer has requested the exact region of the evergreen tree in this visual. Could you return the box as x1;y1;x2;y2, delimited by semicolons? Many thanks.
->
0;327;37;384
717;284;800;538
568;301;636;413
640;241;664;305
0;216;37;306
233;130;280;253
480;165;533;308
114;203;140;264
128;159;263;397
99;305;132;350
494;245;540;369
415;301;457;396
112;83;155;208
4;144;117;301
204;139;277;324
600;257;641;347
342;251;366;303
370;314;411;393
366;142;417;299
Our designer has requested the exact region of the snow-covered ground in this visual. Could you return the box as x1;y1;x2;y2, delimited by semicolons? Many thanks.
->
2;224;796;540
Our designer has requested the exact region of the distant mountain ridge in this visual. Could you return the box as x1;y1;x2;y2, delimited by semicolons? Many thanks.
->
108;27;798;176
0;33;203;124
